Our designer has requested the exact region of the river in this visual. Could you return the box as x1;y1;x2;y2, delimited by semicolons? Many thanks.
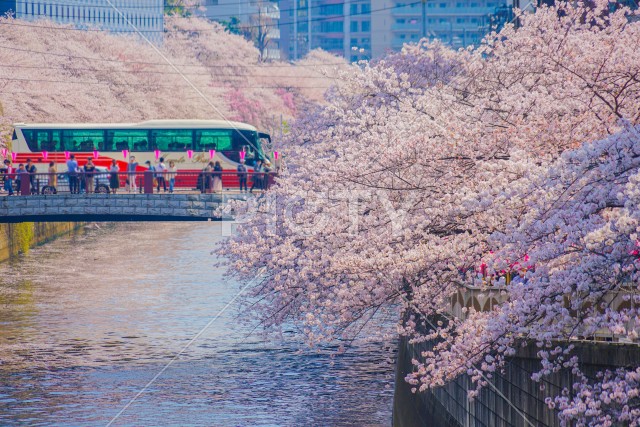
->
0;222;395;426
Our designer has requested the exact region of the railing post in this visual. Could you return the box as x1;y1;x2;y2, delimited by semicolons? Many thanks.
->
20;176;31;195
144;171;154;194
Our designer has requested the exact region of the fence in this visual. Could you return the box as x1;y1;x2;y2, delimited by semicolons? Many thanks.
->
0;170;274;195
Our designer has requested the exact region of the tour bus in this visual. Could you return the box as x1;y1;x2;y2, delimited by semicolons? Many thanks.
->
9;119;271;190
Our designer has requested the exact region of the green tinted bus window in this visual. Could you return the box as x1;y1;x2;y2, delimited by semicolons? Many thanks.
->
107;130;149;151
195;130;233;151
51;131;62;151
150;129;193;151
22;129;35;151
61;130;105;151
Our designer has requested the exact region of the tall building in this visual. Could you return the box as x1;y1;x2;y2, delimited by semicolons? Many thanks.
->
199;0;281;61
278;0;510;61
0;0;164;44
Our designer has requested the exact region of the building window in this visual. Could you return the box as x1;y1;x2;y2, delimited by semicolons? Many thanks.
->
351;21;358;32
440;3;447;7
350;4;357;14
457;17;465;23
319;4;342;15
361;2;371;13
205;0;219;4
361;20;370;31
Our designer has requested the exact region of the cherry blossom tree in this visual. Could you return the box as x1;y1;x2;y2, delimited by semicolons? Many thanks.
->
0;14;340;131
222;1;640;425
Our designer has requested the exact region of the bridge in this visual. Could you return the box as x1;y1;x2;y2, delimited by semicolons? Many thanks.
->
0;193;244;223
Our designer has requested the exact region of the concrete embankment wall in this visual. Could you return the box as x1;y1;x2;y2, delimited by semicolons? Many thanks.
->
394;333;640;427
0;222;83;262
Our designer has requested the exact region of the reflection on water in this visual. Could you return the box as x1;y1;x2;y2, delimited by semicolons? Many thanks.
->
0;223;394;426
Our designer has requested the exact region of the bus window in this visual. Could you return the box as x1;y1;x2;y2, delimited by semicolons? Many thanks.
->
61;130;105;151
150;129;193;151
107;130;149;151
51;130;62;151
195;130;232;152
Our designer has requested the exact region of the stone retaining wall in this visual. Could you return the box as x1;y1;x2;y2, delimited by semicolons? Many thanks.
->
394;334;640;427
0;194;233;222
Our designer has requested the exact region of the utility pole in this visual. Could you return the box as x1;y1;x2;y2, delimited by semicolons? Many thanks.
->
293;0;298;60
422;0;427;39
307;0;312;55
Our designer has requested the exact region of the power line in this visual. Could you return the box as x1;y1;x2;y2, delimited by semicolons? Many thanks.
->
0;75;332;88
0;2;421;32
0;63;338;78
0;0;358;20
0;44;349;68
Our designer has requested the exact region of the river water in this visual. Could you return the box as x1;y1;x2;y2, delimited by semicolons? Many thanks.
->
0;223;395;426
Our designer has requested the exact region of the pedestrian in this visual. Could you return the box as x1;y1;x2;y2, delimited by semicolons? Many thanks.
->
3;159;14;196
250;159;263;194
84;158;96;194
109;159;120;194
203;162;213;194
262;159;271;191
237;159;248;193
48;161;57;188
127;156;139;193
144;160;156;192
67;154;79;194
16;164;27;195
156;157;167;192
213;161;223;193
168;160;177;193
25;158;37;193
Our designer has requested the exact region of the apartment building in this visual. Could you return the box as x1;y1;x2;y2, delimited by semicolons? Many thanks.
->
278;0;510;61
0;0;164;44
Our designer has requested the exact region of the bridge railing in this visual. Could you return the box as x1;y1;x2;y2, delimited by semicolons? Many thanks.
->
1;171;274;195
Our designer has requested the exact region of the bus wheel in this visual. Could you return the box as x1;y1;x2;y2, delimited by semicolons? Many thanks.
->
95;184;110;194
41;186;57;195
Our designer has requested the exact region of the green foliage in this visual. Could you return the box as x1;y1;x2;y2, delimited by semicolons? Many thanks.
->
13;223;34;255
218;16;242;35
164;0;192;17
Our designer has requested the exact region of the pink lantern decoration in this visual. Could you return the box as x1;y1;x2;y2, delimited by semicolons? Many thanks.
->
122;149;129;159
93;150;99;159
42;151;48;161
64;151;70;160
187;150;194;159
274;151;279;160
154;149;161;161
1;148;7;158
209;149;215;160
11;152;17;161
239;150;246;161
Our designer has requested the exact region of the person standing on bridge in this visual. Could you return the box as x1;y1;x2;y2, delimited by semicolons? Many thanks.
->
212;161;223;193
16;164;26;195
84;158;96;194
126;156;139;193
3;159;14;196
237;159;248;193
48;162;57;189
168;160;177;193
109;159;120;194
156;157;168;193
25;158;37;194
67;154;79;194
250;159;263;194
203;162;213;194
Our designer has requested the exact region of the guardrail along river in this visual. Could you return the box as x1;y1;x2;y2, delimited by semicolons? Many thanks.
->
0;223;393;426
